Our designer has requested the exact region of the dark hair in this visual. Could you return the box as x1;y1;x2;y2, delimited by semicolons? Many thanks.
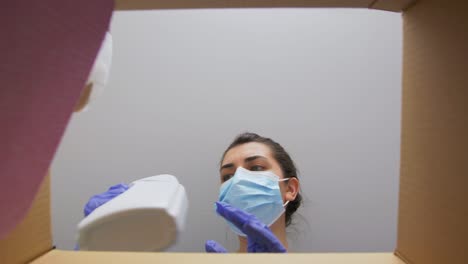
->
221;132;302;227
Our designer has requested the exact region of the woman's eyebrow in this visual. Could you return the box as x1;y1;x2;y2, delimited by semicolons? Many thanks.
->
220;163;234;171
244;155;268;163
220;156;268;171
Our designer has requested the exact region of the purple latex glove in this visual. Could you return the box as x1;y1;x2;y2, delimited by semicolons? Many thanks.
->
83;183;130;217
205;201;287;253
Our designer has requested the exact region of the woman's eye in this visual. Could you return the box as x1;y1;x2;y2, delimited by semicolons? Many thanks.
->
250;165;265;171
222;174;233;182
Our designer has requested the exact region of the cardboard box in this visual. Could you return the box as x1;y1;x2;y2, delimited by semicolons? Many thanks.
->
1;0;467;263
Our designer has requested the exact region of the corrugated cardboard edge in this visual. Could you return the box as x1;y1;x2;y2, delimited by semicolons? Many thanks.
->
394;250;413;264
369;0;415;12
0;173;52;264
32;251;405;263
115;0;409;11
397;0;468;263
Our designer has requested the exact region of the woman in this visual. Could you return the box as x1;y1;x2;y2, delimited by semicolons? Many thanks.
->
207;132;301;252
84;132;302;253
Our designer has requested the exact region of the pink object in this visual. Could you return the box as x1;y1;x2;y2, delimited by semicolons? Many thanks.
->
0;0;114;239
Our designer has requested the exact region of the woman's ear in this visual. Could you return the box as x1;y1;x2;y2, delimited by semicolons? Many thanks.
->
285;177;299;202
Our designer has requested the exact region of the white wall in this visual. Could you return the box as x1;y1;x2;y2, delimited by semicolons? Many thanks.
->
51;8;402;252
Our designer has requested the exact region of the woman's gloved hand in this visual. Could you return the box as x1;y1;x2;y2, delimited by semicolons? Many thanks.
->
83;183;130;217
205;202;287;253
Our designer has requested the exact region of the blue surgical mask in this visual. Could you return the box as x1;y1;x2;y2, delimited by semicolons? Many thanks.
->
217;167;290;236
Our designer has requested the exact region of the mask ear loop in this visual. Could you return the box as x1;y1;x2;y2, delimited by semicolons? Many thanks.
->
279;178;291;207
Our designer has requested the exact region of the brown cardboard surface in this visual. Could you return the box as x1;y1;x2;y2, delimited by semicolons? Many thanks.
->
75;83;94;112
32;250;405;264
397;0;468;263
370;0;415;11
0;174;52;264
115;0;374;11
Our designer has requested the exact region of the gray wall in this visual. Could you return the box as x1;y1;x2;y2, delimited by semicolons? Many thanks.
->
51;8;402;252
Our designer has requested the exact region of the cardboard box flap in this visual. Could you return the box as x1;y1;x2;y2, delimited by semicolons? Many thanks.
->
32;250;406;264
0;175;52;264
398;0;468;263
115;0;416;12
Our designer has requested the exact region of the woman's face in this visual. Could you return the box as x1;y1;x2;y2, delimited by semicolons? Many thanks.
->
220;142;290;197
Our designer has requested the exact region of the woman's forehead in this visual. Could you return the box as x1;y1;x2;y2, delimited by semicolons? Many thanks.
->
223;142;273;164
